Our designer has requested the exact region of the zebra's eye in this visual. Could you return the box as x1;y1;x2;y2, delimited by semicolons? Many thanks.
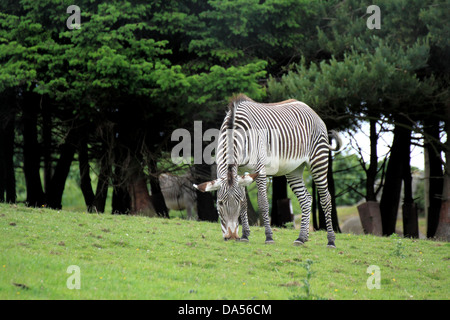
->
217;200;224;206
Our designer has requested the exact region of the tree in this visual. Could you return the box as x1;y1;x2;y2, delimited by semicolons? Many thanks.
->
268;0;449;238
420;0;450;239
0;0;97;209
1;0;448;239
0;0;271;214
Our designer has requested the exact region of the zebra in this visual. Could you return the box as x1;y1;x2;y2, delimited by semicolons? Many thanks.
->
159;173;197;220
194;94;341;247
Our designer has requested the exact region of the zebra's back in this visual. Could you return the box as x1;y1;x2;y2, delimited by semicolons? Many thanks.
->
232;98;329;176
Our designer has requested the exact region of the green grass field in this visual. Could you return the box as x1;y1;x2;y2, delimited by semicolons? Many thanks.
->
0;203;448;300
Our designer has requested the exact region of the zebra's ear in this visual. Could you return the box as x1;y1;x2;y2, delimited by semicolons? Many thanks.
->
238;173;259;187
193;179;222;192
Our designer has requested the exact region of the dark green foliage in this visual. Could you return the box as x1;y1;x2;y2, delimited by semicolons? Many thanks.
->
0;0;448;236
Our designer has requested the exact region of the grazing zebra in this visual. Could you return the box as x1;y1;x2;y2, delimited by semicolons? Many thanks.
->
194;94;341;247
159;173;197;220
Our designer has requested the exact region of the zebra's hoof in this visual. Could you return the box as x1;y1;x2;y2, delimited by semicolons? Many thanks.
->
327;242;336;249
238;237;249;242
293;240;304;246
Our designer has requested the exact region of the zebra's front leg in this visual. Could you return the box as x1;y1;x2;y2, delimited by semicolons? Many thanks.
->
294;206;311;246
256;176;274;244
238;194;250;242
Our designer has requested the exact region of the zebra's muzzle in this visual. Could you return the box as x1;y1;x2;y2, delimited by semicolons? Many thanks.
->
224;225;239;240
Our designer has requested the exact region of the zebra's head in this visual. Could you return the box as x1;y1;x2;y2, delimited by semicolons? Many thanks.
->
194;171;258;240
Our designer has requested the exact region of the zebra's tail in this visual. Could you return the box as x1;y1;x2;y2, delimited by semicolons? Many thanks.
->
328;130;342;152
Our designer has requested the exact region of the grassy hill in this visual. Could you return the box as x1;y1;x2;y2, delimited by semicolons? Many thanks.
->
0;203;448;300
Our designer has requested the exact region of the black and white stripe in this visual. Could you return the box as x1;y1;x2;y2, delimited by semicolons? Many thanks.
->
215;94;341;246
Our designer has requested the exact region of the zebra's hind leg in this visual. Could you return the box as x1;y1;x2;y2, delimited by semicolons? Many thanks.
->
317;187;336;248
310;150;336;248
286;169;311;246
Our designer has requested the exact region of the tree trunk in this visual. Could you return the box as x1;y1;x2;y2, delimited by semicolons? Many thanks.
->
42;97;52;195
357;201;382;235
424;118;443;238
111;124;131;214
196;190;218;222
0;132;6;202
366;117;378;202
129;175;156;217
193;164;218;222
0;126;7;202
78;135;96;212
0;105;16;203
112;178;131;214
46;127;77;209
127;154;156;217
435;167;450;241
148;158;169;217
327;153;341;232
380;118;411;236
93;145;110;213
22;92;45;207
312;182;318;230
402;133;418;238
271;176;292;227
435;107;450;241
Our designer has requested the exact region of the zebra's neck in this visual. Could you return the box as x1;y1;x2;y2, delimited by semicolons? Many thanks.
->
216;95;251;180
216;119;241;180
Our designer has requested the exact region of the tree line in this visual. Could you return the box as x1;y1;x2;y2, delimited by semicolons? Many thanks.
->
0;0;448;240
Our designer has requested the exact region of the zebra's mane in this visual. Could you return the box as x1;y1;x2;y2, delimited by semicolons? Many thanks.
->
228;93;252;111
225;93;253;130
223;94;253;186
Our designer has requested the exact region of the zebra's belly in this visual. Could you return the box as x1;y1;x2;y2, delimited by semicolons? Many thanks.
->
240;156;308;176
269;157;308;176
